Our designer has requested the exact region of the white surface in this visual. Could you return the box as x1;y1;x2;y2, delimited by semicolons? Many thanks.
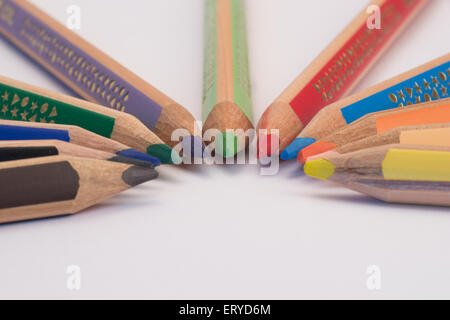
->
0;0;449;299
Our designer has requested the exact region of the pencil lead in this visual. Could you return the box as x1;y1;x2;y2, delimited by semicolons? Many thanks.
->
258;133;278;158
280;137;316;160
304;159;335;181
182;136;204;159
108;156;155;168
122;166;159;187
147;144;176;165
298;142;337;163
117;149;161;166
215;132;238;158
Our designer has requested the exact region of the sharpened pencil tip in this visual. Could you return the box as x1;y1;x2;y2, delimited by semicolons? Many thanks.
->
147;144;177;165
215;132;238;158
117;149;161;166
108;156;155;168
304;159;335;181
122;166;159;187
298;142;337;163
280;138;316;160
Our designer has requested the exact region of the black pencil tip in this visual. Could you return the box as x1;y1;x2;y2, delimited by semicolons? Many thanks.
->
122;166;159;187
109;156;155;169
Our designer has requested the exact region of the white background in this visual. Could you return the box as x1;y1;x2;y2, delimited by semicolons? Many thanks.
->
0;0;449;299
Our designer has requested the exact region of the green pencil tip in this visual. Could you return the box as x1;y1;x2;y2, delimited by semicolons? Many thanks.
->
147;144;178;165
215;132;238;158
304;159;335;180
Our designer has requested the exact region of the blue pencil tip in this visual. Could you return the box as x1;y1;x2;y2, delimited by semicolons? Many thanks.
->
280;138;316;160
118;149;161;166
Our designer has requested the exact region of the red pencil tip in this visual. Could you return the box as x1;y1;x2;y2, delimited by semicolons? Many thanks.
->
298;141;336;163
257;133;279;158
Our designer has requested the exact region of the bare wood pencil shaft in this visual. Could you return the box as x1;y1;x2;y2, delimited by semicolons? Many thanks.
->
0;155;157;223
0;119;133;155
202;0;254;157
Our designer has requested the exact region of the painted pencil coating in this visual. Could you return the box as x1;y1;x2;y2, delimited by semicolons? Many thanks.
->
304;145;450;207
341;61;450;123
0;156;159;223
0;0;201;151
202;0;253;158
0;120;161;166
285;55;450;159
291;0;426;125
382;149;450;182
375;100;450;133
260;0;426;157
298;99;450;162
0;76;172;163
0;140;156;168
304;144;450;182
0;146;58;161
0;161;79;209
0;0;162;130
0;82;115;137
0;124;70;141
399;127;450;147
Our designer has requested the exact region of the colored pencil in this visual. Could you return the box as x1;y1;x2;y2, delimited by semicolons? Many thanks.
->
256;0;427;157
304;144;450;206
282;53;450;159
0;0;201;152
0;155;158;224
337;123;450;155
0;75;176;163
298;98;450;162
202;0;253;158
0;140;156;168
0;119;161;166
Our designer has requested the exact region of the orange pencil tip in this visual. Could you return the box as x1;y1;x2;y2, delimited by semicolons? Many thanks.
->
298;141;336;163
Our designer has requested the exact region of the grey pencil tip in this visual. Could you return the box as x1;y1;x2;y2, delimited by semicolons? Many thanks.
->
122;166;159;187
109;156;155;169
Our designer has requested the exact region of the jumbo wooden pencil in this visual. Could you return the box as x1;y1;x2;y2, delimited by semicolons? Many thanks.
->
298;98;450;162
324;178;450;206
282;53;450;159
202;0;253;158
304;144;450;206
0;0;201;152
0;120;161;166
0;140;156;168
0;155;158;224
0;76;176;163
256;0;427;158
337;124;450;155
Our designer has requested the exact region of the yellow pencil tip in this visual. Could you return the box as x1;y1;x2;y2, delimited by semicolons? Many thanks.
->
304;159;335;180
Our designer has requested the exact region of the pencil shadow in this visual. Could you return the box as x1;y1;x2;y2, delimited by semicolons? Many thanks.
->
271;159;306;179
175;163;211;177
0;213;72;227
216;162;247;175
82;193;162;213
311;193;450;214
0;191;159;227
